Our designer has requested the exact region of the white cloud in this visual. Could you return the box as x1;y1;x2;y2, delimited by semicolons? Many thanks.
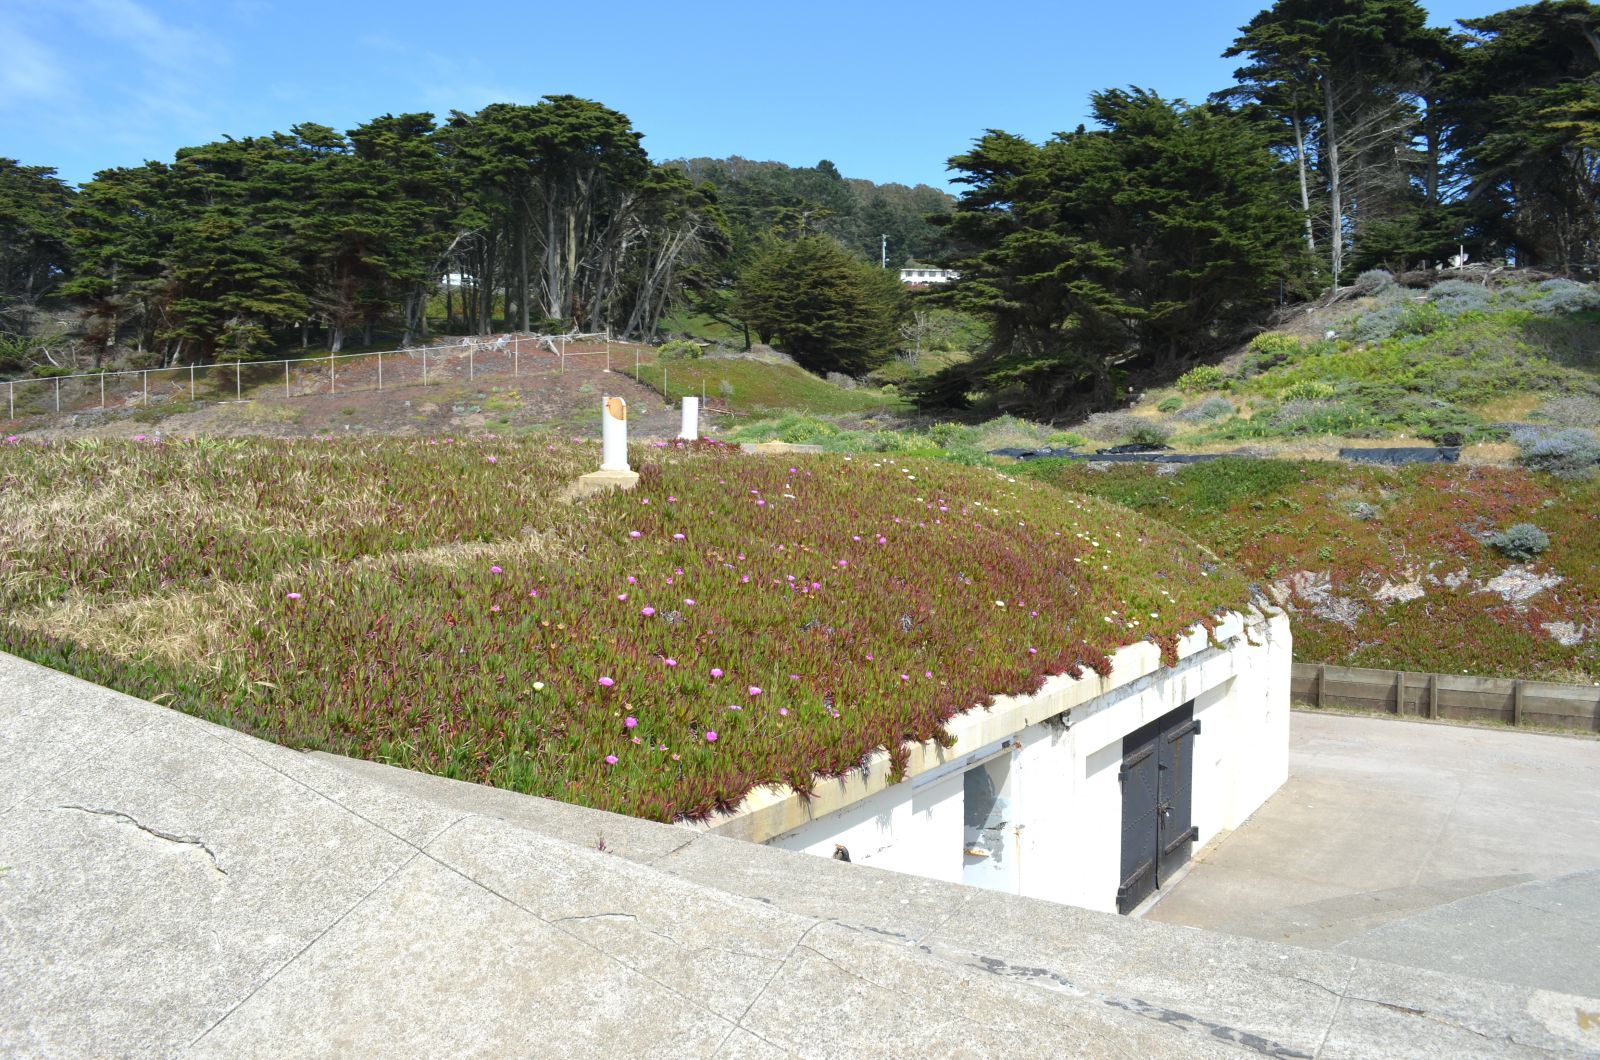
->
0;24;72;110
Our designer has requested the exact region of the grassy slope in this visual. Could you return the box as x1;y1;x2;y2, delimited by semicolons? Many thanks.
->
624;357;908;416
0;437;1242;821
1131;301;1600;448
1023;458;1600;682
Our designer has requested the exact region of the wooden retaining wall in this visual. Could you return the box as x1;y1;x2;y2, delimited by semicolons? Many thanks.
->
1291;662;1600;733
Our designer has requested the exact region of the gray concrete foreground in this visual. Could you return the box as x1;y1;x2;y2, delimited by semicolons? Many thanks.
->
3;655;1599;1057
1149;711;1600;998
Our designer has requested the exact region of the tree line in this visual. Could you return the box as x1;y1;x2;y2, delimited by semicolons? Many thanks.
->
2;0;1596;416
0;98;950;371
928;0;1600;415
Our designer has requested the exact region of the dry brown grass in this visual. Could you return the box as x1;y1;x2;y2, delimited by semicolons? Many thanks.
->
8;584;251;666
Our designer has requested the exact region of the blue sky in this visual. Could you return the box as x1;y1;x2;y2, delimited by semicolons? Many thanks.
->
3;0;1511;189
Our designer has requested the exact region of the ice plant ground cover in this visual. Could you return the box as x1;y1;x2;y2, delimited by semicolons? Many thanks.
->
1024;459;1600;683
0;436;1244;821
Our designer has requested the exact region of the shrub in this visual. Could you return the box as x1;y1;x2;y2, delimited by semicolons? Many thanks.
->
1281;380;1335;401
1427;279;1494;318
658;340;702;360
1346;501;1381;522
1488;523;1551;562
1355;269;1396;294
1528;278;1600;317
1349;303;1407;343
1157;396;1183;413
1176;365;1225;393
1517;427;1600;479
1082;412;1172;445
718;379;735;399
1539;395;1600;428
1177;397;1234;421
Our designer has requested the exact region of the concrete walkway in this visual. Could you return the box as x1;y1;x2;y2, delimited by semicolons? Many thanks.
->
4;656;1599;1057
1149;711;1600;997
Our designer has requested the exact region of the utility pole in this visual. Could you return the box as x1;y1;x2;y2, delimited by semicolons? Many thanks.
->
881;234;888;269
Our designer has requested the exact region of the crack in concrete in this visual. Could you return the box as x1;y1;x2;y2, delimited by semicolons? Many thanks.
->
58;805;228;877
968;952;1315;1060
551;912;639;925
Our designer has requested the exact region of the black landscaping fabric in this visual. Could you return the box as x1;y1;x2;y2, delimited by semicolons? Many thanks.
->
990;445;1463;465
1336;447;1461;465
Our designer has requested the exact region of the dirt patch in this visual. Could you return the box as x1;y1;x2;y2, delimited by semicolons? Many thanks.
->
15;359;690;443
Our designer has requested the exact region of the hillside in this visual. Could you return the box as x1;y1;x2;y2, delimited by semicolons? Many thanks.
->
1023;458;1600;683
1094;275;1600;456
0;437;1244;821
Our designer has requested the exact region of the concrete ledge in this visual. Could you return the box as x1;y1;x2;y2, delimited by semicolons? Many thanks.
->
5;650;1596;1057
565;467;640;501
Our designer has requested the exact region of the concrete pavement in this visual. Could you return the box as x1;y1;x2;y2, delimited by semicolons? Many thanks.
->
4;656;1600;1057
1148;711;1600;997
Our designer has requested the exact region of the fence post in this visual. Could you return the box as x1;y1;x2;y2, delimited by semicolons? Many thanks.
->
635;348;640;378
1512;679;1524;726
190;364;196;401
423;347;428;385
55;376;61;413
143;371;148;406
514;344;519;377
605;339;611;373
100;372;105;409
7;380;12;420
235;362;241;402
1428;673;1438;719
329;353;335;394
284;360;290;399
378;351;383;391
1317;663;1327;709
1395;670;1405;716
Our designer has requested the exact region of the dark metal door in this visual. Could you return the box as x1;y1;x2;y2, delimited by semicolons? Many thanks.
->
1117;702;1199;914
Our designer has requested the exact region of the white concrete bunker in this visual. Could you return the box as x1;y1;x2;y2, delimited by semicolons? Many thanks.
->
698;610;1291;915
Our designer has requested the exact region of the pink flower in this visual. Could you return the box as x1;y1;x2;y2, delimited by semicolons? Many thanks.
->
865;653;873;660
599;677;615;687
604;755;618;765
739;575;750;584
529;589;540;598
486;455;497;464
748;686;762;697
756;499;766;507
705;731;718;743
683;598;695;606
631;736;642;745
625;716;638;729
286;592;302;601
667;495;677;502
789;674;800;681
627;575;637;584
641;606;655;617
924;670;933;678
641;498;649;504
617;593;628;601
778;708;789;716
664;658;677;667
629;531;642;539
673;532;686;541
490;605;501;613
490;565;503;574
900;674;910;682
1028;647;1038;655
837;560;848;568
710;668;724;678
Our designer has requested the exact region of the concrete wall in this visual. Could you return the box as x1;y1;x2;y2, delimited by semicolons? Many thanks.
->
768;612;1291;913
